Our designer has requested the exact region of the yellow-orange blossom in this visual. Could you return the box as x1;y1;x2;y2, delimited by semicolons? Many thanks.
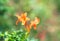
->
15;12;40;32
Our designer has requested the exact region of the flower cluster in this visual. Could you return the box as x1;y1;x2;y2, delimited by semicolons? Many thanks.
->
15;12;40;32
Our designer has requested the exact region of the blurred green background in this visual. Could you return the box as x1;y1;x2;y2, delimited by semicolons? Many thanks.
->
0;0;60;41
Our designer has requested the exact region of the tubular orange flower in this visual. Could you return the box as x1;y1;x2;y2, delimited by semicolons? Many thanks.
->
15;12;30;25
21;12;27;21
20;12;30;25
31;17;40;30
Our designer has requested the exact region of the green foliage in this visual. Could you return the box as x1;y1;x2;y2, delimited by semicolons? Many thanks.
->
0;0;15;32
55;0;60;13
0;30;29;41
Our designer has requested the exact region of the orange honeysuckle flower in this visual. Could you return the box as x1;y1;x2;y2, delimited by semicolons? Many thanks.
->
31;17;40;30
15;12;30;25
21;17;30;25
21;12;27;21
20;12;30;25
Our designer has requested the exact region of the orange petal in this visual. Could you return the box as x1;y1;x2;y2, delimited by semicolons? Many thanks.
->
21;12;27;19
33;24;37;30
23;12;27;17
15;14;21;19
